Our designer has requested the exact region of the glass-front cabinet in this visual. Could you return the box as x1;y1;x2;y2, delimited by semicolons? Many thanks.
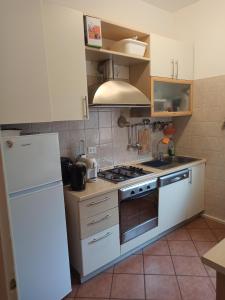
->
151;77;193;117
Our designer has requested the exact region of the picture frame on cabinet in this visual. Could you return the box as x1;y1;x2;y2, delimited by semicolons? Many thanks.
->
84;16;102;48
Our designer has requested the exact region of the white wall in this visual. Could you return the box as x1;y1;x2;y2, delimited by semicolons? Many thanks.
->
174;0;225;79
50;0;175;38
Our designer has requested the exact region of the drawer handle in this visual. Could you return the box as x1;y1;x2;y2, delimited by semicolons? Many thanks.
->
88;232;112;244
87;214;111;226
87;197;110;207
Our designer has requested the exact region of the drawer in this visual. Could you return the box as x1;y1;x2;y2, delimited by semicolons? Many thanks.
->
80;207;119;239
79;191;118;218
81;224;120;276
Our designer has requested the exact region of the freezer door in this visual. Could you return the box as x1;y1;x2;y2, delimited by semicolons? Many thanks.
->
2;133;62;193
9;182;71;300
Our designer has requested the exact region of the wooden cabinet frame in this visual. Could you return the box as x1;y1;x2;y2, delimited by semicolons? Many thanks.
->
150;76;193;117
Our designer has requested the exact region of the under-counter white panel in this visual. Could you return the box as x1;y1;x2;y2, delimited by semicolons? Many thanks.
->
81;224;120;276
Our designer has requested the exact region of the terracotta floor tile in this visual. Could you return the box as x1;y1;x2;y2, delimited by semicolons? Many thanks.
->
167;228;191;241
65;275;80;298
75;298;108;300
145;275;181;300
143;240;170;255
111;274;145;299
132;248;143;255
172;256;207;276
194;241;217;256
188;229;217;242
144;255;175;275
114;255;143;274
211;229;225;241
204;265;217;277
210;277;216;290
76;273;112;298
185;217;209;229
168;240;198;256
177;276;216;300
158;235;167;241
205;218;225;229
104;266;114;273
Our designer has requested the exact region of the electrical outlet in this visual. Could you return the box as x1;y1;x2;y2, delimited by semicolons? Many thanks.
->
88;146;97;154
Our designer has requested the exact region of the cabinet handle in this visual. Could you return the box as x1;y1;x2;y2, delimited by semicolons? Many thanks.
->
88;232;112;244
175;60;179;79
170;176;182;183
87;214;111;226
83;96;89;119
189;169;192;184
171;59;175;78
87;197;110;207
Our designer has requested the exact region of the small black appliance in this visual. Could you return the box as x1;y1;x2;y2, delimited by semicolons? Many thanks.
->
60;157;73;185
70;162;87;191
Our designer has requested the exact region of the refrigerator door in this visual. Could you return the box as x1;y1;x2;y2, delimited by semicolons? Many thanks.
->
9;181;71;300
2;133;62;193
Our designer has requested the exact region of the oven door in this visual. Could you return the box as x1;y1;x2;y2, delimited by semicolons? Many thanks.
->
119;189;158;244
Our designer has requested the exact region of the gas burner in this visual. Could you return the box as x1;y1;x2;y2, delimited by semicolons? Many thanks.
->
98;165;152;183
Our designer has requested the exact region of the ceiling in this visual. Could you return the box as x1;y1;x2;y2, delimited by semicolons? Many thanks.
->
142;0;199;12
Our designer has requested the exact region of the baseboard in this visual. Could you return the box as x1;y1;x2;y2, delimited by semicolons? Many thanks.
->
202;213;225;225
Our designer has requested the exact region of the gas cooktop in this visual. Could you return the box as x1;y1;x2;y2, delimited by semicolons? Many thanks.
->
98;165;152;183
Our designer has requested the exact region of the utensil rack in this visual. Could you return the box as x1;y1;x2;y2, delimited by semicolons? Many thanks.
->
117;115;173;131
118;115;173;151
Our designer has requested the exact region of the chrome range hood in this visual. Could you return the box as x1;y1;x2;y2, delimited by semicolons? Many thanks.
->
88;60;150;108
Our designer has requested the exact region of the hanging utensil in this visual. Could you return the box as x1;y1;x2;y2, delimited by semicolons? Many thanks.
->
138;127;151;155
135;125;142;150
127;125;132;150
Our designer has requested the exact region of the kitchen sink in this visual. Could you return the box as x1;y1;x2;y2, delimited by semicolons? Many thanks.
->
141;156;200;170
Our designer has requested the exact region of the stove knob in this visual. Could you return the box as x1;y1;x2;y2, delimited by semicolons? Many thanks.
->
147;185;150;189
139;188;143;192
131;191;135;195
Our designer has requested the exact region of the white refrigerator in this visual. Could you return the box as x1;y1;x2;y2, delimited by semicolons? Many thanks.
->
1;133;71;300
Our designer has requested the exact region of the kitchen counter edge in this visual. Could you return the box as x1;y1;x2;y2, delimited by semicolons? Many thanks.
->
64;158;206;202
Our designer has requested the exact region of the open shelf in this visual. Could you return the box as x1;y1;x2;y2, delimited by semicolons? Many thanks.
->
85;46;150;66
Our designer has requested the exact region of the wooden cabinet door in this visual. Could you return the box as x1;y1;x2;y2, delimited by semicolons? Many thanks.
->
150;34;177;78
151;77;193;117
42;1;88;121
187;164;205;218
176;42;194;80
0;0;51;124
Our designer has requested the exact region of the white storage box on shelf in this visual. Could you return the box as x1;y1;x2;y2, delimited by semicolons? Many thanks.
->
110;38;147;57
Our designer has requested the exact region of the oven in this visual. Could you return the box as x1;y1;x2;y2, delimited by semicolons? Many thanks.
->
119;178;158;244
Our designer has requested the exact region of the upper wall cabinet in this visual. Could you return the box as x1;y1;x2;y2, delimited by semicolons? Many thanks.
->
151;77;193;117
150;34;194;80
42;1;88;121
0;0;51;124
0;1;88;125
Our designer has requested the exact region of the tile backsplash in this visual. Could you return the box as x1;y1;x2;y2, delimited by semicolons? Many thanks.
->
1;108;170;169
174;75;225;221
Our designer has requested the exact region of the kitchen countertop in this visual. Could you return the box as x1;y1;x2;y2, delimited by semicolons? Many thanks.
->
64;157;206;201
202;238;225;275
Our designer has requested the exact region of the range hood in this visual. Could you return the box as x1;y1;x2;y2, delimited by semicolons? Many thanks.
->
88;60;150;107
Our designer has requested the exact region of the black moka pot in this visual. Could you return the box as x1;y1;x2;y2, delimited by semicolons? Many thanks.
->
70;161;87;191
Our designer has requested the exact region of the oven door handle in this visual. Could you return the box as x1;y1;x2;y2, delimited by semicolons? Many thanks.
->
120;189;158;202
